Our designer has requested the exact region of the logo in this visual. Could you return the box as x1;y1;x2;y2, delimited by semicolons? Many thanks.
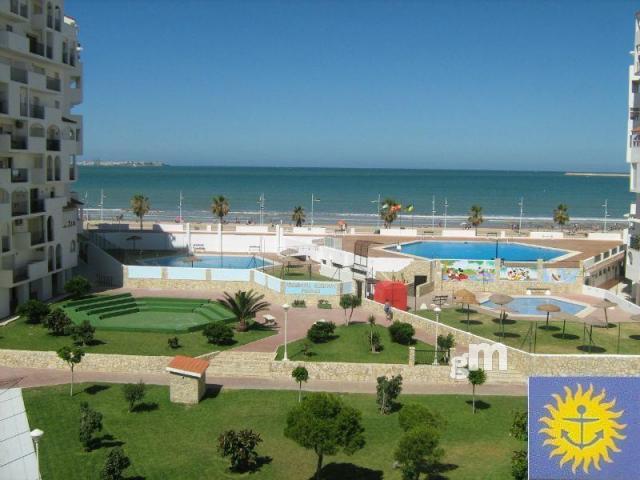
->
450;342;507;380
539;384;626;474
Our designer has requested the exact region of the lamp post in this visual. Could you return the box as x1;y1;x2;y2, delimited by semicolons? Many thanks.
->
443;198;448;229
30;428;43;480
602;199;609;232
518;197;524;233
431;195;436;233
371;193;381;229
282;303;290;361
432;305;441;366
311;194;320;226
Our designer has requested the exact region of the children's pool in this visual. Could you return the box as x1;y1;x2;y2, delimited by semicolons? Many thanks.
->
139;255;272;269
481;296;586;316
387;241;568;261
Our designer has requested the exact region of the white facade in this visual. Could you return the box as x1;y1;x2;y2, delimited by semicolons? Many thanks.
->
0;0;82;318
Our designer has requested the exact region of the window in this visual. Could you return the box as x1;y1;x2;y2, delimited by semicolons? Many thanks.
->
69;240;76;253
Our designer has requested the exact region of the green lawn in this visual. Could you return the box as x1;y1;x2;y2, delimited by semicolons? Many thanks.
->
24;384;525;480
275;323;435;364
0;316;275;356
418;307;640;355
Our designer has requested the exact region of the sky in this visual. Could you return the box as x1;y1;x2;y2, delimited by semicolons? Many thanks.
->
66;0;638;171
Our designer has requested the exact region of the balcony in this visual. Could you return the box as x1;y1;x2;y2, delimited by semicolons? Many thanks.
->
30;230;45;245
69;87;82;105
30;198;44;214
0;30;28;54
27;259;47;279
11;135;27;150
46;76;60;91
45;196;66;212
29;104;44;119
11;200;28;216
13;266;28;283
10;66;27;83
46;139;60;151
28;39;44;57
29;136;45;153
11;168;28;182
5;0;27;18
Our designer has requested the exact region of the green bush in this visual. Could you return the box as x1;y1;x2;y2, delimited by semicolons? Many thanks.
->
101;447;131;480
71;320;96;346
64;276;92;299
317;299;332;309
122;381;146;412
306;321;336;343
389;321;415;345
203;322;235;345
167;337;180;349
217;429;263;472
17;299;50;324
394;425;444;480
292;299;306;308
398;404;445;432
43;308;72;336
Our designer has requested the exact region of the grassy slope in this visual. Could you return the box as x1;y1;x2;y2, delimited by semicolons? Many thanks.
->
24;384;525;480
275;323;435;364
418;308;640;355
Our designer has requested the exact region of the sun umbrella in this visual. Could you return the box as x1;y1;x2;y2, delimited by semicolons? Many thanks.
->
536;303;561;328
455;290;478;328
181;255;202;268
489;294;513;337
553;312;581;339
593;299;616;326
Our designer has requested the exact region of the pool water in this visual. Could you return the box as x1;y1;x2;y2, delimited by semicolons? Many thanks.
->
481;296;586;316
140;255;272;269
389;241;568;261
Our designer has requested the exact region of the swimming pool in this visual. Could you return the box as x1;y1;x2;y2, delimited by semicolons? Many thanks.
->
139;255;272;269
481;296;586;316
388;241;569;262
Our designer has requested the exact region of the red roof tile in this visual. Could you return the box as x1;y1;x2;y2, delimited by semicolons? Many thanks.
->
167;355;209;377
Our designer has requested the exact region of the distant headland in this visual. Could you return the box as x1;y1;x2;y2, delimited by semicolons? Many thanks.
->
564;172;628;177
78;160;167;168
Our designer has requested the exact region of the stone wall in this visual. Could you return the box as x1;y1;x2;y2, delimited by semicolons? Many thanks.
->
169;374;205;404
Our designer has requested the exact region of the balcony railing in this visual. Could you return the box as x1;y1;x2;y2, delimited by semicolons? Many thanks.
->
30;104;44;119
30;198;44;213
46;139;60;151
12;200;28;216
11;136;27;150
11;168;28;183
10;67;27;84
29;40;44;56
46;76;60;91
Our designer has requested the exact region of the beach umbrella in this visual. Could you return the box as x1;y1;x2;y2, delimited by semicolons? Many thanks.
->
582;316;608;354
593;299;616;327
553;312;581;339
181;255;202;268
489;293;513;337
454;289;478;328
536;303;561;328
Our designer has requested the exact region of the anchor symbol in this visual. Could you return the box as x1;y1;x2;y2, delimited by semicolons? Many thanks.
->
561;405;603;449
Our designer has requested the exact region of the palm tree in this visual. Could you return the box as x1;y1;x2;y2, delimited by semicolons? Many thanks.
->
211;195;230;259
468;205;484;235
553;204;570;231
217;290;270;332
468;368;487;414
292;206;306;227
380;198;401;228
130;194;150;230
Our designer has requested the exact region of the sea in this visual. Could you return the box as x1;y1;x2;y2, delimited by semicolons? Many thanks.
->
75;166;634;229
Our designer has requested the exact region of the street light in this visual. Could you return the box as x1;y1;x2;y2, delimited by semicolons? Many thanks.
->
311;194;320;226
31;428;44;480
282;303;290;361
432;306;441;366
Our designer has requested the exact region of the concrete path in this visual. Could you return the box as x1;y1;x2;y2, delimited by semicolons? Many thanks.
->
0;366;526;396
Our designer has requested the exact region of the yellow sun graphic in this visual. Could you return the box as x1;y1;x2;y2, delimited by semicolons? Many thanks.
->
539;383;627;474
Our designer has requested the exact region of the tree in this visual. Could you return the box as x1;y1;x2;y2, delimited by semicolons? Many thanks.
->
292;206;306;227
306;321;336;343
468;204;484;234
380;198;401;228
71;320;95;346
17;299;49;324
376;374;403;414
394;425;444;480
44;308;72;336
467;368;487;414
218;429;263;472
101;447;131;480
291;366;309;402
511;450;528;480
130;194;150;230
217;290;270;332
436;333;455;364
57;345;84;396
338;294;361;325
79;402;103;451
64;275;91;299
211;195;230;258
553;203;570;231
398;404;446;432
367;315;382;353
203;322;234;345
389;321;415;345
510;410;528;480
284;393;365;480
122;381;146;412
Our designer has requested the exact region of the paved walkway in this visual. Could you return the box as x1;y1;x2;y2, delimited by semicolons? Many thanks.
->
0;366;526;396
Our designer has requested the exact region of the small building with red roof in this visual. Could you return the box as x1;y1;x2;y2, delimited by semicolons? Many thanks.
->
166;355;209;404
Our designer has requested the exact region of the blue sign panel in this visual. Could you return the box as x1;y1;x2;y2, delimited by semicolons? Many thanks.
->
529;377;639;480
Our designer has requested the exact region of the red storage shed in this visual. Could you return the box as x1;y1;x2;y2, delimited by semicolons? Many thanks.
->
374;281;408;311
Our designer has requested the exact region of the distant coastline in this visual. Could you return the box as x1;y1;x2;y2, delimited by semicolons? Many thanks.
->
78;160;167;168
564;172;628;177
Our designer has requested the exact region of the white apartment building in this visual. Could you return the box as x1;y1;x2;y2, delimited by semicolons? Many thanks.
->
0;0;82;318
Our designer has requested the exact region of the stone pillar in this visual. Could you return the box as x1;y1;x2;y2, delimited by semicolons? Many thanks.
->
449;346;457;366
536;259;544;284
408;346;415;367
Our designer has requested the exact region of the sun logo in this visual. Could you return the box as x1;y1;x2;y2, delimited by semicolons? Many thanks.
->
539;383;627;474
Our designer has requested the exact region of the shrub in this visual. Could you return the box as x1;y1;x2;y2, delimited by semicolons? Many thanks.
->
306;321;336;343
398;404;445;432
17;299;49;324
71;320;95;346
376;374;403;414
394;425;444;480
167;337;180;349
44;308;72;336
339;294;362;325
101;447;131;480
368;331;382;353
218;429;263;472
317;299;332;309
79;402;103;451
389;321;415;345
301;342;313;357
292;299;306;308
203;322;235;345
64;276;92;299
437;333;455;363
122;381;146;412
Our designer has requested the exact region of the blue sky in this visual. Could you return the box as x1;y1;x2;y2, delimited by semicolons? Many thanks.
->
67;0;637;171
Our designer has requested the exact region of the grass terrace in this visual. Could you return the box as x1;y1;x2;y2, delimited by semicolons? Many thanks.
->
417;307;640;355
24;383;525;480
275;323;435;364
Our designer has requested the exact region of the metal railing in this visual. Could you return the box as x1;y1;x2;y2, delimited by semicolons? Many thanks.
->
10;66;27;84
46;139;60;151
11;136;27;150
46;76;61;91
30;104;44;119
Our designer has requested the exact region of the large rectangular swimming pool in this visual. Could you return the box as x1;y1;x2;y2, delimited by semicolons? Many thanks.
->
139;255;272;269
387;241;569;261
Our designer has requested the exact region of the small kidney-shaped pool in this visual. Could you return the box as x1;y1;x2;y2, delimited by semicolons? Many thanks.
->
481;296;587;316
